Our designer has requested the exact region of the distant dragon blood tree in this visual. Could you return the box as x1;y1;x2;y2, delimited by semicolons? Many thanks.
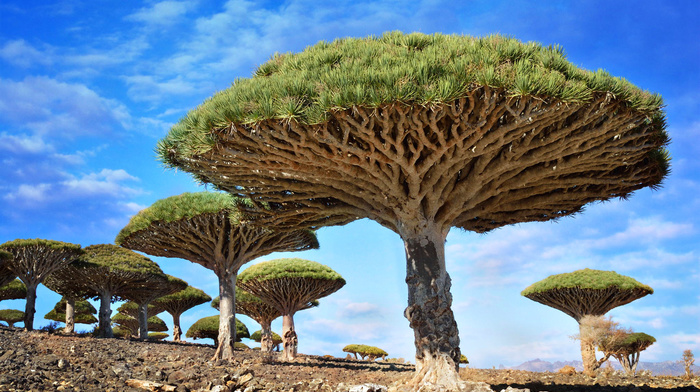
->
0;239;84;331
186;315;250;345
116;192;318;360
121;274;187;340
601;332;656;376
152;285;212;342
45;265;97;334
522;268;653;375
112;312;168;337
0;279;27;302
45;298;98;328
49;244;167;338
0;309;25;327
157;32;669;388
238;258;345;361
212;288;318;353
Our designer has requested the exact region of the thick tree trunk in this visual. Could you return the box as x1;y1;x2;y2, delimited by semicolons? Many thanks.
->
172;313;182;342
98;290;113;338
213;271;236;361
64;298;75;334
579;324;601;376
24;281;38;331
260;320;275;353
403;227;463;390
281;313;298;361
137;302;149;340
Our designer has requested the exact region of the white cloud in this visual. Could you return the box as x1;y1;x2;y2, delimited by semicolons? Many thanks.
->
338;302;381;318
4;183;52;202
62;169;140;197
0;39;52;68
0;76;131;138
0;132;53;154
126;0;197;28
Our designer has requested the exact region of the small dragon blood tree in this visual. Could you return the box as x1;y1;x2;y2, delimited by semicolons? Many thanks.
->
522;268;653;375
121;274;187;340
0;239;83;331
186;315;249;345
212;288;318;353
116;192;318;360
152;285;212;342
157;32;670;389
0;279;27;302
44;297;98;329
238;258;345;361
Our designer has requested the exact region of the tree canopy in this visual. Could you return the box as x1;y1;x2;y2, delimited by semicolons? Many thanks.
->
0;309;24;327
0;251;14;288
186;315;250;343
0;279;27;301
112;312;168;336
521;268;653;320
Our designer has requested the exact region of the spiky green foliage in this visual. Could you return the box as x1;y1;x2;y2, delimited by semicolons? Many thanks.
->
238;258;345;284
0;309;25;327
460;355;469;364
250;330;282;344
0;239;82;253
0;279;27;301
342;344;388;360
211;291;318;311
159;32;666;165
185;315;250;343
521;269;653;295
116;192;243;245
148;332;169;341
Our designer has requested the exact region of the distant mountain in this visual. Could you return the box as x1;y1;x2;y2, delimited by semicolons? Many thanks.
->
512;359;700;376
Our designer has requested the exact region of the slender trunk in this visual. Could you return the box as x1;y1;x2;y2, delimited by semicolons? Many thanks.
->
213;271;236;361
172;312;182;342
64;298;75;334
580;328;600;376
137;302;149;340
98;290;113;338
402;227;463;389
281;312;298;361
24;281;38;331
260;320;275;353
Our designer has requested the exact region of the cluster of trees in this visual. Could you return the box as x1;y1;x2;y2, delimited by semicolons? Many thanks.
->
2;31;673;389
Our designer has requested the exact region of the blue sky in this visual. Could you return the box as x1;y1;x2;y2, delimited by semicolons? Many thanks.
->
1;0;698;367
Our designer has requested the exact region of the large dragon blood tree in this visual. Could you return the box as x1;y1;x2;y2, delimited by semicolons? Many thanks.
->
157;32;670;388
116;192;318;360
49;244;167;338
152;285;212;342
521;268;653;375
0;239;84;331
237;258;345;361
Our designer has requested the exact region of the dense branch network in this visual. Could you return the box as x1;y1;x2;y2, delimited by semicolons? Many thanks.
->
171;90;667;236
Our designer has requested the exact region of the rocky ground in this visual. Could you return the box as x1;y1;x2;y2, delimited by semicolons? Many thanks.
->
0;327;698;392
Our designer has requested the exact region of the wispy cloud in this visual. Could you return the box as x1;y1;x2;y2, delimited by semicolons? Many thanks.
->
126;0;197;28
0;39;53;68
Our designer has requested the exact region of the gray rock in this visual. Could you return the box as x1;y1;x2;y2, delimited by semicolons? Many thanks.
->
349;383;388;392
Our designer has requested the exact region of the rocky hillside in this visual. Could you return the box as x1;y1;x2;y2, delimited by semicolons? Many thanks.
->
1;327;699;392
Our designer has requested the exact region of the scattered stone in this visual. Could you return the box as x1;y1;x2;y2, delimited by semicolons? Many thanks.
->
557;365;576;375
348;383;388;392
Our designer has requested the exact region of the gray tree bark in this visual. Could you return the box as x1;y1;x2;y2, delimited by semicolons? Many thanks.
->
260;320;275;353
137;302;149;340
98;290;113;338
402;226;463;389
213;271;236;361
281;313;298;361
64;298;75;334
23;281;38;331
172;313;182;342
